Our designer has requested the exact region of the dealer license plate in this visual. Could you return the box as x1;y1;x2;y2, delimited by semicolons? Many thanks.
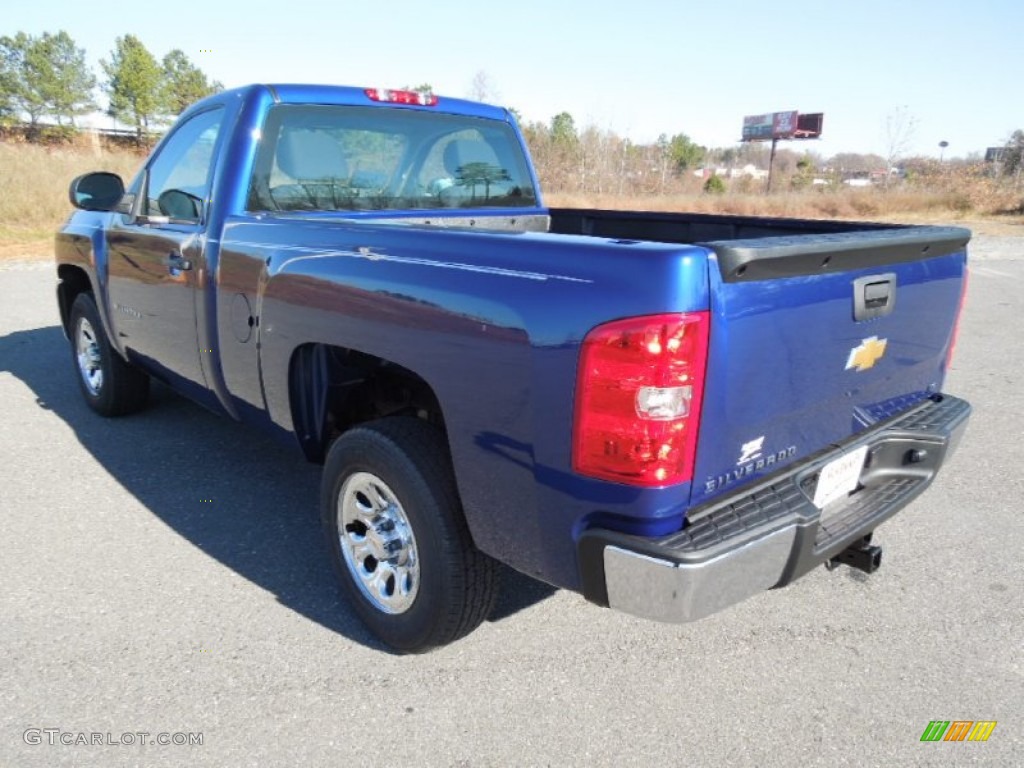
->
812;445;869;509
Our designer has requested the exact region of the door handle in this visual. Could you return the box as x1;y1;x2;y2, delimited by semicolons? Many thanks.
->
163;252;193;271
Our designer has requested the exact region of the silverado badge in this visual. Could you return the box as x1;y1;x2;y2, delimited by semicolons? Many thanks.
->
845;336;888;372
736;436;765;465
705;440;798;494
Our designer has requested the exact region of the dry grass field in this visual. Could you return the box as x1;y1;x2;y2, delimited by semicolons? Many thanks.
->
547;186;1022;223
0;140;143;260
2;139;1021;261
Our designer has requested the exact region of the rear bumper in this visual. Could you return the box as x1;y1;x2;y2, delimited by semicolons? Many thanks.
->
577;394;971;623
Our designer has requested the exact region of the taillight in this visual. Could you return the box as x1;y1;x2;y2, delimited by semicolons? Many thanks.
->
945;268;969;370
364;88;438;106
573;312;710;487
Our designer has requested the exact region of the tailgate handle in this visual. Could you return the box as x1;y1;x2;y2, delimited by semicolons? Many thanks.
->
864;281;890;308
853;273;896;321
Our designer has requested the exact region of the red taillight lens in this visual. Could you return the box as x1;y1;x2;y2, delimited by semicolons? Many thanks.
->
573;312;710;487
945;268;969;370
364;88;438;106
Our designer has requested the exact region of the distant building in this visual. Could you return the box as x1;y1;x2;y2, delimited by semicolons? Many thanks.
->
985;147;1006;163
694;164;769;180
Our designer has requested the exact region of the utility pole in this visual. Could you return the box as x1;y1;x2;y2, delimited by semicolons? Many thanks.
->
766;138;779;193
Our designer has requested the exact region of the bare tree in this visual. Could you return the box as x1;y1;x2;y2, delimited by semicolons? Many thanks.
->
883;105;917;186
466;70;497;103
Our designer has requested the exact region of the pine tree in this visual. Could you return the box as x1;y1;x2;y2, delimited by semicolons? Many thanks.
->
102;35;164;139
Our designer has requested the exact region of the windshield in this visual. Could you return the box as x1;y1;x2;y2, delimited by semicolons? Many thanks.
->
247;105;538;213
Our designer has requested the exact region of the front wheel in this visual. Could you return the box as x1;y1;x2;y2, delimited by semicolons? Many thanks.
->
68;293;149;416
321;418;498;652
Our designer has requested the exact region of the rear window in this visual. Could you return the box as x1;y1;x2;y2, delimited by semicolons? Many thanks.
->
247;105;538;212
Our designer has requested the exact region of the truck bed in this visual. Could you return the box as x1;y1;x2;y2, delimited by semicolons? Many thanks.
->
550;208;971;282
550;207;907;241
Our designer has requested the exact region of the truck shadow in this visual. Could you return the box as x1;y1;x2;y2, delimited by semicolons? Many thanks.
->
0;325;556;653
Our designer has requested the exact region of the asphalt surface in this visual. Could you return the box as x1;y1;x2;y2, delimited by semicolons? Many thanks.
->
1;236;1022;767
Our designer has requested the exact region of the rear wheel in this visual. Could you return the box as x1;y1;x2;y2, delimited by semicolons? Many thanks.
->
68;293;149;416
321;417;498;652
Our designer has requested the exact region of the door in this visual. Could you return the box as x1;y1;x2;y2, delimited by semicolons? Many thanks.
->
106;108;224;392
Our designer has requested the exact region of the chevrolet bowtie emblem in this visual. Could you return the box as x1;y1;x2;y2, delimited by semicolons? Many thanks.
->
846;336;888;372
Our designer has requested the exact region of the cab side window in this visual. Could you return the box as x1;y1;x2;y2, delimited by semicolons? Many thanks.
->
144;108;224;222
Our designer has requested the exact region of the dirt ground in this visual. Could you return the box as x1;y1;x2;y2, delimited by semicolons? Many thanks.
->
0;236;53;263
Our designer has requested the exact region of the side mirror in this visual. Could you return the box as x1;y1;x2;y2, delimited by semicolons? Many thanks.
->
157;188;203;221
69;172;125;212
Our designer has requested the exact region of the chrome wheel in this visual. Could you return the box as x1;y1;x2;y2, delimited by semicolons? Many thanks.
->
76;318;104;396
337;472;420;614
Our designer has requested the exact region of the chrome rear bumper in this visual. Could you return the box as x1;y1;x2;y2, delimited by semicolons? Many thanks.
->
578;394;971;623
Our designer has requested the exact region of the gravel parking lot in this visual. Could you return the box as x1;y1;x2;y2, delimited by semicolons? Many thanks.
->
1;235;1021;767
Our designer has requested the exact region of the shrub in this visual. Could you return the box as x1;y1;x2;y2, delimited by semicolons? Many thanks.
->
37;125;78;145
703;175;726;195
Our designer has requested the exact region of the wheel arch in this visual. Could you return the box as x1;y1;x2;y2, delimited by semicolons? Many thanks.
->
56;264;96;337
288;342;450;465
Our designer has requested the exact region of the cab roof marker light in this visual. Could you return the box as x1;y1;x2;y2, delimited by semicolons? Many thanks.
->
364;88;438;107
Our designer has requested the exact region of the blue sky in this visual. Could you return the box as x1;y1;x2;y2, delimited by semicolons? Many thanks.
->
7;0;1022;158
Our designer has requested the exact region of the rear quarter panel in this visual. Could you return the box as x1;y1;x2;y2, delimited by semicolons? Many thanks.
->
224;217;711;588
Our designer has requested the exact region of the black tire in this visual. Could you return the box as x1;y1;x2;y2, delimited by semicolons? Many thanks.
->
68;292;150;417
321;417;499;652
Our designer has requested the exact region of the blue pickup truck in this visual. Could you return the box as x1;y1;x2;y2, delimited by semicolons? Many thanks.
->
56;84;971;651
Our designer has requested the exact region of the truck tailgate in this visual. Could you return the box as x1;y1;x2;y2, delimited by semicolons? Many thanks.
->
691;226;969;506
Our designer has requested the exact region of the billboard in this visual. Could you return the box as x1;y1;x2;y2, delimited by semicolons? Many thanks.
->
772;111;799;138
796;113;824;137
742;111;822;141
742;113;774;141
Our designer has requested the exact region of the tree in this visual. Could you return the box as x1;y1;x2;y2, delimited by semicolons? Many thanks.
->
0;31;95;136
718;147;739;167
467;70;496;102
0;33;50;133
402;83;434;95
882;105;917;185
161;49;222;115
454;161;510;199
103;35;164;138
0;87;12;125
1002;130;1024;179
0;38;20;124
829;152;886;173
790;154;816;189
703;174;726;194
550;112;577;147
0;33;47;131
39;31;96;127
543;112;580;191
665;132;705;172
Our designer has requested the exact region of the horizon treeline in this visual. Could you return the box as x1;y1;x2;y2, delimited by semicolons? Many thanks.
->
2;30;1022;194
0;31;221;139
